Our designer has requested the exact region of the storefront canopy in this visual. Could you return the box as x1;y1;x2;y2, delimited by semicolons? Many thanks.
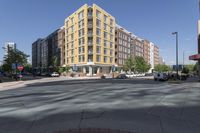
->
189;54;200;60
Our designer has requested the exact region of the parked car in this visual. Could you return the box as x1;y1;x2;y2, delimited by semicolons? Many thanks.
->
116;74;128;79
50;72;60;77
145;73;154;76
154;73;168;81
126;74;134;78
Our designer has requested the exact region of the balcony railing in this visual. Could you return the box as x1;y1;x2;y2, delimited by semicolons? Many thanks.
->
88;42;93;46
88;59;93;62
88;33;93;37
88;23;93;28
88;14;93;19
88;50;93;55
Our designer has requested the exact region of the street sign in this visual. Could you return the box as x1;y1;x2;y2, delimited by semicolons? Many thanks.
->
12;63;16;69
17;66;24;71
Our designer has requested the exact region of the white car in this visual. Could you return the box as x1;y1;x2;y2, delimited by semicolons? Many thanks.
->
126;74;134;78
51;72;60;77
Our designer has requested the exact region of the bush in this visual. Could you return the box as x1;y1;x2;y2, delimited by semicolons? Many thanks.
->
182;67;189;74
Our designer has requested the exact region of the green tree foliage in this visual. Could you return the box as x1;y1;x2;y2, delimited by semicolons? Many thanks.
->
3;46;29;72
182;67;189;74
182;64;198;74
193;63;198;72
154;64;171;72
123;57;135;72
134;56;151;73
58;67;64;74
123;56;150;73
24;63;32;73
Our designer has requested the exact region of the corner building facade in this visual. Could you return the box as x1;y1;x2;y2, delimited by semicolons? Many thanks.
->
65;4;115;75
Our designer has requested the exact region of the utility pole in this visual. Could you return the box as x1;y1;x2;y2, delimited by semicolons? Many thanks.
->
172;32;179;79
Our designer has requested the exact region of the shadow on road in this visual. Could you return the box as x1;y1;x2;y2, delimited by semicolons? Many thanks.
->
25;79;165;87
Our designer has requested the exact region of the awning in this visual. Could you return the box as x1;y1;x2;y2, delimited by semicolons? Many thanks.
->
189;54;200;60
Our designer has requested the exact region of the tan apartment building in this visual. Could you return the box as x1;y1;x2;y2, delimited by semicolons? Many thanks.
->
154;45;159;66
64;4;115;75
115;25;131;67
130;37;144;58
142;40;150;64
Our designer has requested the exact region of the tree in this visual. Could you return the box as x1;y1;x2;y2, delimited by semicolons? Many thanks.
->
58;67;64;74
182;67;189;74
123;57;135;72
134;56;150;73
24;63;32;73
64;65;71;73
3;46;29;72
154;64;171;72
50;55;60;72
193;63;198;73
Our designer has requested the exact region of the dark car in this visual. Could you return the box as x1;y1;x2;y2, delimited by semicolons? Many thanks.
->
116;74;128;79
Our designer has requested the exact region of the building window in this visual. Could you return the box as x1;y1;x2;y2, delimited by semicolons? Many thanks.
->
110;27;113;34
104;32;107;39
110;50;113;56
110;35;113;41
96;37;101;45
96;28;101;36
71;57;74;63
79;47;81;54
78;20;84;29
97;46;101;54
104;15;107;23
78;11;84;20
79;29;84;37
71;49;74;55
110;19;113;26
104;23;107;31
104;40;107;47
79;37;84;46
110;57;113;63
96;19;101;27
104;56;107;63
96;55;101;62
71;17;74;24
104;48;107;54
110;42;113;48
96;10;101;19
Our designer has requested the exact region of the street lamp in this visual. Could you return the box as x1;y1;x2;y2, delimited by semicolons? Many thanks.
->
172;32;179;79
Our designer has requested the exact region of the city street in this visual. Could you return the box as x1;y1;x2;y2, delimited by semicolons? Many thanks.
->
0;78;200;133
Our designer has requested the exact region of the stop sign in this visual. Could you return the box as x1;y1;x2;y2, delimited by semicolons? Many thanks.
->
17;66;24;71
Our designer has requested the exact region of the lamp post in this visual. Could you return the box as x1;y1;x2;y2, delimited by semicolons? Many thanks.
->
172;32;179;79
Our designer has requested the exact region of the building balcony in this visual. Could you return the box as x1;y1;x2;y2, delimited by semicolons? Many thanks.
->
88;14;93;19
88;33;93;37
88;23;93;29
88;42;93;46
88;50;93;55
88;58;93;62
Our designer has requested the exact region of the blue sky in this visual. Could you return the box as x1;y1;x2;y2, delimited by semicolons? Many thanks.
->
0;0;198;65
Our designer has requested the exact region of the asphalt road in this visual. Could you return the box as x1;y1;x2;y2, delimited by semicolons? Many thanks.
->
0;79;200;133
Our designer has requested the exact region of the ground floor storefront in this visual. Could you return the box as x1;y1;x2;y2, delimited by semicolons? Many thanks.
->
189;54;200;80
